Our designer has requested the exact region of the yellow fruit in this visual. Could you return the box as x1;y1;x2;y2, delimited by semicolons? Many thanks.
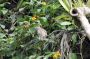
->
32;16;37;21
52;51;61;59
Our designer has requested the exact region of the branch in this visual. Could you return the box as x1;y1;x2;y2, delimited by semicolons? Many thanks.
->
70;6;90;40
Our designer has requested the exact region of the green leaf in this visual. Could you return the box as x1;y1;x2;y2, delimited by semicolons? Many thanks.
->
86;0;90;8
0;33;6;38
51;3;60;9
71;34;77;45
69;53;77;59
40;17;48;26
1;9;8;14
63;0;71;9
0;3;4;7
60;21;71;25
55;15;66;20
29;55;36;59
44;52;54;59
36;56;44;59
59;0;70;12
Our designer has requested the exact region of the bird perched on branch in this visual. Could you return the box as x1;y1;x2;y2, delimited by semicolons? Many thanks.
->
35;26;47;40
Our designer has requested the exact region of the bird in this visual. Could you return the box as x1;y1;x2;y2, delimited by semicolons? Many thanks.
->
35;26;47;40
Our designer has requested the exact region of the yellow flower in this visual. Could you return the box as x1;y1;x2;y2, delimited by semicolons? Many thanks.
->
41;2;46;5
52;51;61;59
32;16;37;21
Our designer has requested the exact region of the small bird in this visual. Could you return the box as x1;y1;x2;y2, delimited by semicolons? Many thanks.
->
35;26;47;40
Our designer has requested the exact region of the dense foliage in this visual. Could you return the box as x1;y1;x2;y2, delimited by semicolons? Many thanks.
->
0;0;90;59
